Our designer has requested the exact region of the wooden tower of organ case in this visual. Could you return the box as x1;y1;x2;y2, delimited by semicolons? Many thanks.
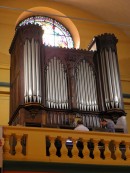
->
9;24;126;130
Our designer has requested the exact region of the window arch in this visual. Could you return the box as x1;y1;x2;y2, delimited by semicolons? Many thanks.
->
17;16;74;48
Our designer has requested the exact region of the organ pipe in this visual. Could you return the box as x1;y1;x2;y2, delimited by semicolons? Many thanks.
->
24;41;28;103
32;39;36;102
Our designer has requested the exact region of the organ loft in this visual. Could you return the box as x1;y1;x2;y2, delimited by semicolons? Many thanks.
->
9;24;126;132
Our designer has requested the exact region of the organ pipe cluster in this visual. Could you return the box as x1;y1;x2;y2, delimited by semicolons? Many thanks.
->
100;48;122;110
24;38;42;103
75;60;98;111
46;57;68;109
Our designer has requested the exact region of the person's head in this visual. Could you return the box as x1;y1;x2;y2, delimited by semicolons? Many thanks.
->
100;119;107;127
77;119;83;125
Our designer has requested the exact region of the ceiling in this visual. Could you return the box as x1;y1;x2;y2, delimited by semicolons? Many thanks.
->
54;0;130;37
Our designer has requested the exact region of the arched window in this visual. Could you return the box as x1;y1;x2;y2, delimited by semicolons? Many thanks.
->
17;16;74;48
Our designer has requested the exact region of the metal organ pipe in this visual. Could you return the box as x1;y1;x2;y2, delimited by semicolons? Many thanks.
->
62;64;66;109
24;41;28;103
59;62;63;109
23;39;42;104
80;62;84;110
65;72;68;109
27;40;32;102
89;66;94;111
31;39;36;102
35;41;41;103
76;68;80;109
57;60;61;108
86;63;90;111
54;57;57;108
79;62;83;110
96;54;105;111
48;61;52;108
83;60;88;111
46;65;50;108
51;58;55;108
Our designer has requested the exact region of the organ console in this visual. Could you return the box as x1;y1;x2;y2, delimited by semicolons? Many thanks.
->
9;24;126;130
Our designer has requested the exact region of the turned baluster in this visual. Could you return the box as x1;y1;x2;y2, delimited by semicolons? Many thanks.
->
82;139;89;159
3;135;10;155
72;139;79;158
125;142;130;160
115;141;122;160
49;137;57;157
93;140;100;159
104;140;111;159
60;137;68;158
15;135;23;156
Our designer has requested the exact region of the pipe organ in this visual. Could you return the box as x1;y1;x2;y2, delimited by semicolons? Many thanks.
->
9;24;125;129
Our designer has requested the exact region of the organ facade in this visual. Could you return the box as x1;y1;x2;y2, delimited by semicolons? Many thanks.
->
9;24;125;130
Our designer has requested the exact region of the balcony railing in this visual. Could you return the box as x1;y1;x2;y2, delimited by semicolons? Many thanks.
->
2;126;130;165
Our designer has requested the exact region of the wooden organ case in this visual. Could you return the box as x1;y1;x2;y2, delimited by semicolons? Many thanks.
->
9;24;126;130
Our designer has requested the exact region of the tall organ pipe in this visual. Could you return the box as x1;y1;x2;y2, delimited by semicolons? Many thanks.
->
65;72;68;108
78;64;82;110
83;60;88;111
51;58;55;108
88;65;93;111
31;38;36;102
35;42;40;103
48;62;52;107
84;61;88;111
38;42;42;103
90;66;95;111
46;66;50;107
59;62;63;108
76;68;80;109
27;40;32;102
86;63;90;111
80;62;84;110
100;51;110;109
57;59;61;108
24;41;28;103
96;54;105;111
62;64;66;109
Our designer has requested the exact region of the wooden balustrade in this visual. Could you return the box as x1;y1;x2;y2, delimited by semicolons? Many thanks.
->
2;126;130;165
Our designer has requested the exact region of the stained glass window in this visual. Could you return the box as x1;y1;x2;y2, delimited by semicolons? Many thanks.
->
17;16;74;48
